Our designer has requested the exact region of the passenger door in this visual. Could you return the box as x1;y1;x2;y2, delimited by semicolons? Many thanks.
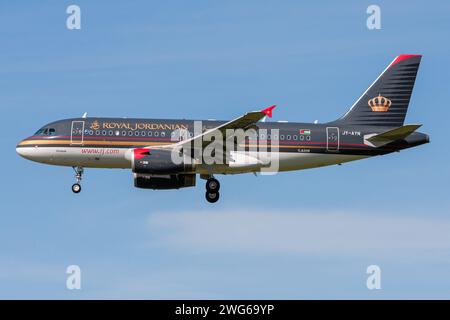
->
326;127;339;151
70;121;85;145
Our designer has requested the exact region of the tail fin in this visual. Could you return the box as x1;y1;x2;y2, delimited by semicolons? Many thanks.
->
334;54;422;127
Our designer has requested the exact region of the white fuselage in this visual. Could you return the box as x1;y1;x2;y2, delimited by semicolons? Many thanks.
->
16;146;367;174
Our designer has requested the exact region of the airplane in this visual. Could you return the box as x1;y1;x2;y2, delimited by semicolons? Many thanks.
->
16;54;429;203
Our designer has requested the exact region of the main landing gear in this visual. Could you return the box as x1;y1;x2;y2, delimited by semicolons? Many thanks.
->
71;166;83;194
204;177;220;203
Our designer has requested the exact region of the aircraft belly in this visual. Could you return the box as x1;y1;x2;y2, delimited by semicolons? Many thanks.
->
274;152;368;171
197;152;368;174
19;147;367;172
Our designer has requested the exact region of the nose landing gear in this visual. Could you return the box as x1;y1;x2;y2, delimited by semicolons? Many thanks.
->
71;166;83;194
205;190;220;203
204;177;220;203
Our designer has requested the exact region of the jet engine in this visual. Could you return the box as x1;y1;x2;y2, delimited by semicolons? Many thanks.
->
134;173;196;190
130;148;194;174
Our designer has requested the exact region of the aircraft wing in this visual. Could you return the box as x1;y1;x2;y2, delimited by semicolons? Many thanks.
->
159;105;276;150
364;124;422;147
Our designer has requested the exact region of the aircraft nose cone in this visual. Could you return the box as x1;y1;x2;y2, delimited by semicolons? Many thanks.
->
16;146;24;156
16;140;33;160
16;144;27;159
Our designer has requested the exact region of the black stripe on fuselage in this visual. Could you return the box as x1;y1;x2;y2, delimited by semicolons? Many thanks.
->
19;117;427;156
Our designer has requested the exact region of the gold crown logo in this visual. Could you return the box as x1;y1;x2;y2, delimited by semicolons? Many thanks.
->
90;120;100;130
368;94;392;112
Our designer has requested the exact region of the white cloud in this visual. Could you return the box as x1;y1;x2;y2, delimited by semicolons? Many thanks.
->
147;209;450;258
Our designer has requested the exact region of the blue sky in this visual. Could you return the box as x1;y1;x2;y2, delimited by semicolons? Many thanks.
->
1;0;450;299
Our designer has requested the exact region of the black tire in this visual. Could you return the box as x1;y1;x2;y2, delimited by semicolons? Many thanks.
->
206;178;220;192
72;183;81;194
205;191;220;203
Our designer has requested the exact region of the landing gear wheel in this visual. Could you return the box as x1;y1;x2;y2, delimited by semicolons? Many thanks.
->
72;166;84;194
206;178;220;192
205;191;220;203
72;183;81;194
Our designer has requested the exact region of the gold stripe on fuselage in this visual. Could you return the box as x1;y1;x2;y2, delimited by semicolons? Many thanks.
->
19;139;352;150
18;140;172;146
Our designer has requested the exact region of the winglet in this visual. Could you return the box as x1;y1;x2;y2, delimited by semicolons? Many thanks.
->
261;105;276;118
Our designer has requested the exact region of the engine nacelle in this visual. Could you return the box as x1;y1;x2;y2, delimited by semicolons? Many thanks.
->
131;148;194;174
134;173;196;190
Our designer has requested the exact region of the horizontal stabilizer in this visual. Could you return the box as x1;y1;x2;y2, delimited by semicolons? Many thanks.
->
364;124;422;147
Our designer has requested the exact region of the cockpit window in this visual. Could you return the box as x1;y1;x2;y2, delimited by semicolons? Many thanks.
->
34;128;56;136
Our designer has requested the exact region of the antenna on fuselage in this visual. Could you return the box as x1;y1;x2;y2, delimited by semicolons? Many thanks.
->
82;112;88;118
